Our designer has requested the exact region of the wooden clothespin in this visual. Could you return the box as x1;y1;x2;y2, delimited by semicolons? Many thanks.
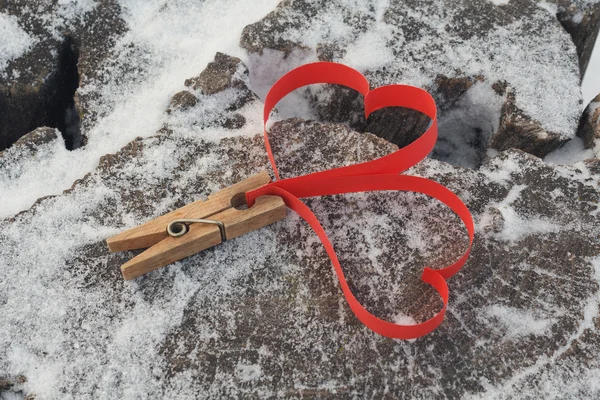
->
107;171;286;280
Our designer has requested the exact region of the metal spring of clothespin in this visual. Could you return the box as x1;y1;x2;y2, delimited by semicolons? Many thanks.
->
167;219;226;240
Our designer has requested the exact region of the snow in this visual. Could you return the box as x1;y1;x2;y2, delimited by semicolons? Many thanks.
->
343;28;396;72
35;0;100;39
544;137;595;164
0;392;23;400
0;130;70;218
0;12;36;74
484;305;557;338
56;0;97;20
493;185;561;241
537;1;558;14
435;82;504;168
248;48;318;120
572;11;584;24
393;313;417;325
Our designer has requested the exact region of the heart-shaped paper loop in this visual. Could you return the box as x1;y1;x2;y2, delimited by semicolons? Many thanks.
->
246;62;474;339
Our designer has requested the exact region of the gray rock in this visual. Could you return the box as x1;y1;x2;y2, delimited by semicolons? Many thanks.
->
0;378;12;391
167;91;198;113
0;127;62;173
185;52;244;94
185;52;258;112
482;206;505;233
222;113;247;130
8;127;59;153
240;0;583;167
0;0;598;394
578;93;600;151
0;375;26;398
491;88;566;157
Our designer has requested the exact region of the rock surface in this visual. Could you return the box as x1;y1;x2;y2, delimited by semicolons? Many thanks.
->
0;127;60;155
2;52;600;398
549;0;600;76
186;53;245;94
490;88;566;157
167;91;198;113
240;0;586;167
578;93;600;153
2;0;600;397
184;52;258;112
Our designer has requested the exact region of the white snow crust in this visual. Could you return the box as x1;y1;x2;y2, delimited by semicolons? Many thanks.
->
0;12;36;74
544;136;595;164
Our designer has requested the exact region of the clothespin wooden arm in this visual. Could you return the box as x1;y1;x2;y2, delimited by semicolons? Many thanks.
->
106;171;286;280
107;172;272;252
119;195;285;280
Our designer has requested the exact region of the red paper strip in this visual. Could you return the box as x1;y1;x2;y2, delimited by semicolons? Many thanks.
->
246;62;474;339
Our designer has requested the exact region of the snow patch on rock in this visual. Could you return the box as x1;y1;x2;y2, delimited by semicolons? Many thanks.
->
236;363;262;382
485;305;557;338
0;12;36;74
544;137;595;164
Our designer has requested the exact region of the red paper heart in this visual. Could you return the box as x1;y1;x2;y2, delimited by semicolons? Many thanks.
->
246;62;474;339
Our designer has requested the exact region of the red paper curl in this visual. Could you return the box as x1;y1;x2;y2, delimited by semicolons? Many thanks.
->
246;62;474;339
